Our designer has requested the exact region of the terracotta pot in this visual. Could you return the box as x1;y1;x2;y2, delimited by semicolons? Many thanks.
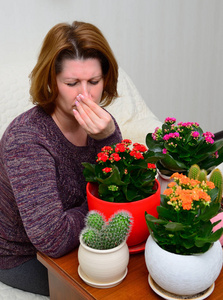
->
78;237;129;288
86;179;161;247
145;235;223;296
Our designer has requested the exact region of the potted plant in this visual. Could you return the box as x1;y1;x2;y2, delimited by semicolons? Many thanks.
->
189;164;223;245
82;139;161;250
78;210;132;288
146;117;223;192
144;172;223;297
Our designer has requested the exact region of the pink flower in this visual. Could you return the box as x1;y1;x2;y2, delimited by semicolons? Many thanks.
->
178;122;199;128
191;131;200;138
213;151;219;158
165;117;176;124
203;131;215;138
203;132;214;144
205;137;214;144
152;127;161;140
163;148;167;154
163;132;179;141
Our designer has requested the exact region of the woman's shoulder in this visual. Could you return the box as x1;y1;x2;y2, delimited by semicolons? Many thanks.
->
1;106;51;143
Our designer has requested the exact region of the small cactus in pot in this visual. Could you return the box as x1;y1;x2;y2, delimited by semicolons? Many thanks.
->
210;168;223;204
188;164;223;205
81;210;133;250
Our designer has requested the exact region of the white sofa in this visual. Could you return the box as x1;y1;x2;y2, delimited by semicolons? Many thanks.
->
0;62;161;299
0;62;161;141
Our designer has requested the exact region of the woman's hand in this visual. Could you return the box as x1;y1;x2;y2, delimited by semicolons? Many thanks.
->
73;94;115;140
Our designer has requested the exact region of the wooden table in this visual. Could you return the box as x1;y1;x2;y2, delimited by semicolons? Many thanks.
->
37;248;223;300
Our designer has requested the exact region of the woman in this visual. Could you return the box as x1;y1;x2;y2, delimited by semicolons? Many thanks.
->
0;21;122;296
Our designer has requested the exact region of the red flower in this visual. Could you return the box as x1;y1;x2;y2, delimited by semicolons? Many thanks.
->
130;150;144;160
110;153;121;162
130;150;136;157
97;152;109;162
115;143;127;153
101;146;112;152
102;167;112;173
133;143;147;152
122;139;132;145
147;163;156;169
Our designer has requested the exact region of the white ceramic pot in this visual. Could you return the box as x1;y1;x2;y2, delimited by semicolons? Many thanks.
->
78;236;129;287
157;171;173;194
145;235;223;296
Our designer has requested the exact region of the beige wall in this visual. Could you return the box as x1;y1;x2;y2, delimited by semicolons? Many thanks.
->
1;0;223;133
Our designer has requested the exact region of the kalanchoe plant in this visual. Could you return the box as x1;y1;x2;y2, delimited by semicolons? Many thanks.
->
80;210;132;250
188;164;223;205
82;139;157;203
145;172;223;255
146;117;223;176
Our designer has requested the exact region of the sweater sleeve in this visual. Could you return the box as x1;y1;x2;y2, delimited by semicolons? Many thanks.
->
3;130;88;258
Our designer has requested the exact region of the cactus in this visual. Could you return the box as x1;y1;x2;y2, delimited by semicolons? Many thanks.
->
82;228;102;249
85;211;105;231
188;164;200;180
188;165;223;205
209;168;223;203
197;169;207;183
80;210;132;250
101;211;132;249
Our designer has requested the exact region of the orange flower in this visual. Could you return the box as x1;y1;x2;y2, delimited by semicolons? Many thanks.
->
191;188;200;201
175;186;182;196
163;188;173;196
179;176;190;185
181;199;192;210
190;179;200;187
168;182;176;188
198;190;211;202
179;191;193;210
206;181;215;189
171;172;181;179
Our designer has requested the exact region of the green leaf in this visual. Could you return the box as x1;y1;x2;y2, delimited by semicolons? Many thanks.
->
160;153;187;171
145;213;167;225
82;163;97;181
99;166;125;186
157;206;177;221
195;227;223;245
165;222;185;232
199;202;220;221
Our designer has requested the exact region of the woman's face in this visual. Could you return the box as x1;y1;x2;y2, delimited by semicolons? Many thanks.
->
55;58;104;117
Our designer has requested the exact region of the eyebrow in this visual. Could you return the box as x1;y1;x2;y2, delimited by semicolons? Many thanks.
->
63;75;103;81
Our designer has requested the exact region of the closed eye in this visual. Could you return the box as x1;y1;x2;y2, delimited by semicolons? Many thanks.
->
89;80;100;85
67;82;77;87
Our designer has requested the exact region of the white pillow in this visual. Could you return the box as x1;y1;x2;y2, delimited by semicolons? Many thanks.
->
107;68;162;144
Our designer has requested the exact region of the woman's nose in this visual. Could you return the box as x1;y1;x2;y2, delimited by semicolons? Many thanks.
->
79;82;90;97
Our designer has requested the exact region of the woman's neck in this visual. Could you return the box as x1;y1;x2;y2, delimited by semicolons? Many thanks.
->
51;112;88;146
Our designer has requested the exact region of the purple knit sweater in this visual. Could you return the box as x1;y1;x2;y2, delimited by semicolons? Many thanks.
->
0;106;122;269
